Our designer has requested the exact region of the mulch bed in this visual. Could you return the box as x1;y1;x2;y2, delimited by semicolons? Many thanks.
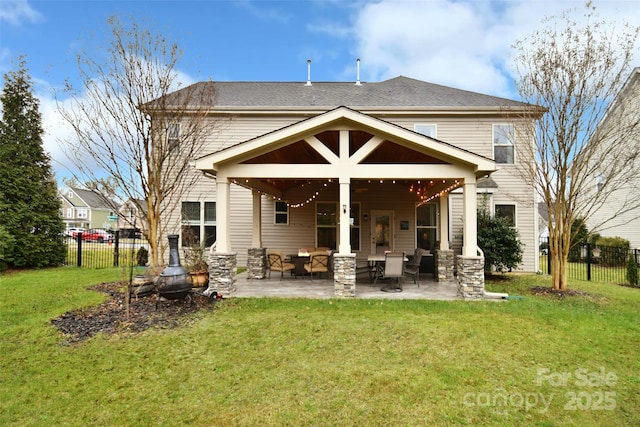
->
51;282;217;344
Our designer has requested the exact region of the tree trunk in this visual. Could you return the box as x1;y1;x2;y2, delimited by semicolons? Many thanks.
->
146;198;161;267
549;230;569;291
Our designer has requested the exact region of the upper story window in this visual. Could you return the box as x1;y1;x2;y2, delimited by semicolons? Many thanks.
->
275;201;289;225
67;190;73;199
495;204;516;227
596;173;603;192
415;124;437;138
167;123;180;150
77;208;88;219
493;124;515;164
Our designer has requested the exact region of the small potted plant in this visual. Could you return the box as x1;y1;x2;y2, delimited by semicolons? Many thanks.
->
182;227;209;288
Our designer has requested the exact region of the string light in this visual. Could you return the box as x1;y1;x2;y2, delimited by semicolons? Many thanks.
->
231;178;463;208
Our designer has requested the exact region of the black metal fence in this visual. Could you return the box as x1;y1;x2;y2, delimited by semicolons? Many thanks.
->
64;231;148;269
539;237;640;285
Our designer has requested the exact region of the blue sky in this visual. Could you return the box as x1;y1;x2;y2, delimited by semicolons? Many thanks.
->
1;0;639;179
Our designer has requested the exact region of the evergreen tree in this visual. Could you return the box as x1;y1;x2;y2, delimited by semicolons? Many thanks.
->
0;57;65;268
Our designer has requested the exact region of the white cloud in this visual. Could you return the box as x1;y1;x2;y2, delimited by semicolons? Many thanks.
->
36;66;198;183
343;0;640;97
0;0;43;26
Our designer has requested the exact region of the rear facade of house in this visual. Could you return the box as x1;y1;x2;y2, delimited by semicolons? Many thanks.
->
162;75;539;274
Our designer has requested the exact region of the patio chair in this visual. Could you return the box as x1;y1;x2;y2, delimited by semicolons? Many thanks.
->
404;248;424;286
373;252;405;291
356;259;376;283
304;251;330;280
267;251;295;280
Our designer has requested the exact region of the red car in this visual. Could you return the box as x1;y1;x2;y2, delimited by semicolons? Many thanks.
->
82;229;114;243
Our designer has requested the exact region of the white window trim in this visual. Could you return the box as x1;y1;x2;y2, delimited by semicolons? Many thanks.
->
493;202;517;228
414;123;437;138
181;200;217;247
493;124;516;164
274;201;289;225
168;123;180;148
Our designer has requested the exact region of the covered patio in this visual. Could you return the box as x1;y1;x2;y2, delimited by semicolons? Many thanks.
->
233;271;459;300
195;107;495;299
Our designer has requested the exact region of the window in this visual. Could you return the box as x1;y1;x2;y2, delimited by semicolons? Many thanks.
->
316;202;337;250
416;203;437;251
596;173;603;192
168;123;180;150
275;201;289;225
493;124;515;164
415;124;437;138
495;204;516;227
77;208;88;219
67;190;73;199
67;208;73;218
350;203;361;251
181;201;217;247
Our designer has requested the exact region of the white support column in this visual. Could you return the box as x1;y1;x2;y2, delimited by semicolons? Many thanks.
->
251;189;262;248
338;178;351;255
439;194;450;250
462;180;477;257
216;178;231;253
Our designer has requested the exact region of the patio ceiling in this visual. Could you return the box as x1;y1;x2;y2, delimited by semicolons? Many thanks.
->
231;177;463;207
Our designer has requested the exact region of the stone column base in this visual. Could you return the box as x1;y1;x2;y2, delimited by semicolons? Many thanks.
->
456;255;485;299
247;248;266;279
205;252;237;296
333;254;356;298
435;249;455;282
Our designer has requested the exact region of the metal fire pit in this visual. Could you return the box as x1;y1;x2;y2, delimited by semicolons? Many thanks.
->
156;234;193;308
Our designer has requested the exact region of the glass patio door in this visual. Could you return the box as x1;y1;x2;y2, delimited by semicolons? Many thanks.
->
370;210;394;254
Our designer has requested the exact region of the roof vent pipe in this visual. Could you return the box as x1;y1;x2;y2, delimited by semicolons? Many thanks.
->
305;59;312;86
355;58;362;86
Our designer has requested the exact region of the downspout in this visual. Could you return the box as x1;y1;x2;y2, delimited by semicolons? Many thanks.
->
477;246;510;299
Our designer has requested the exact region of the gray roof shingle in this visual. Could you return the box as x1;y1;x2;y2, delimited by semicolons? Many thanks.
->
164;76;528;109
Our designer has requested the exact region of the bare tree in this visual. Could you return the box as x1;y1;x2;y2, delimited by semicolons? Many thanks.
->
512;2;640;290
58;16;216;267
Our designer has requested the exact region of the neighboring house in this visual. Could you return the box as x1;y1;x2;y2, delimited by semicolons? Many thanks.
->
117;198;148;237
538;202;549;242
585;67;640;249
158;73;541;297
59;187;117;231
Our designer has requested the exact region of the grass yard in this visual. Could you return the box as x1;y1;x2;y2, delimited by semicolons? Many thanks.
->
1;268;639;426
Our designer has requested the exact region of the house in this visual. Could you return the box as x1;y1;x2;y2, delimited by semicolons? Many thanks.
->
159;73;542;298
117;198;148;238
59;187;117;231
585;67;640;249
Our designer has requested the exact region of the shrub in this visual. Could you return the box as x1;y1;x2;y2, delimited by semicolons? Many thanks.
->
136;246;149;266
477;204;523;273
597;237;630;267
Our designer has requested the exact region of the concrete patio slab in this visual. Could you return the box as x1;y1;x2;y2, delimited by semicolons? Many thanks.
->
229;272;460;300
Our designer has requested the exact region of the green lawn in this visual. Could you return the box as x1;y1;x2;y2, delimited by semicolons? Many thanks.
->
1;268;638;426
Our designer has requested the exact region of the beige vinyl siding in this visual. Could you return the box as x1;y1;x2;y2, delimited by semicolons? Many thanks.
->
385;116;496;159
449;193;464;256
204;115;312;153
163;110;540;270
